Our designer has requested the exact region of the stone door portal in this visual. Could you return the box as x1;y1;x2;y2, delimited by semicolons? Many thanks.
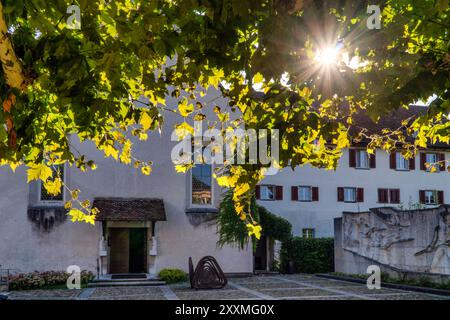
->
109;228;147;274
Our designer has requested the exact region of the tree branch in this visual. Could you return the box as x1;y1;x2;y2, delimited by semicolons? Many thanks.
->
0;2;27;90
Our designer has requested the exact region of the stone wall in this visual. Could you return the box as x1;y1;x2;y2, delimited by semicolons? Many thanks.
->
334;205;450;281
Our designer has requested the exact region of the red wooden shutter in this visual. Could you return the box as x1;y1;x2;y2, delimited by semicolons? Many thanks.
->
439;154;445;171
275;186;283;200
291;186;298;201
390;152;396;170
419;190;425;204
378;189;387;203
369;152;376;168
390;189;400;204
337;187;344;202
312;187;319;201
357;188;364;202
255;185;260;199
438;191;444;204
409;155;415;170
420;153;426;171
349;149;356;168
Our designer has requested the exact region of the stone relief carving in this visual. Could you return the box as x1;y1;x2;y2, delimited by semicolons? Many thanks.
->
415;211;450;274
342;206;450;275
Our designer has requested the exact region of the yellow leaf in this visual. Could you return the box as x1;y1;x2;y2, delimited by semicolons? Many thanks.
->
140;111;153;131
64;201;72;210
141;166;152;175
27;163;53;183
102;144;119;159
43;178;62;196
246;223;262;239
252;72;263;84
178;100;194;117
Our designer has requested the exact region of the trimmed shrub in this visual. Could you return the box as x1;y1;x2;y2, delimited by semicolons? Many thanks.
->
158;268;187;284
281;237;334;273
8;270;95;290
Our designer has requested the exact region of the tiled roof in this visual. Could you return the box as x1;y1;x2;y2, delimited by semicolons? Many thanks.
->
94;198;166;221
349;105;449;149
349;105;427;136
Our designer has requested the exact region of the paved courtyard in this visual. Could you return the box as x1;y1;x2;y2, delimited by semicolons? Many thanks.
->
5;274;450;300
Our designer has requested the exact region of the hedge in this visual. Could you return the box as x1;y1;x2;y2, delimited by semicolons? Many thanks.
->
280;237;334;273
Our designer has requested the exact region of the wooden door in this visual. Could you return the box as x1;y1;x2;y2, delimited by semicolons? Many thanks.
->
109;228;130;274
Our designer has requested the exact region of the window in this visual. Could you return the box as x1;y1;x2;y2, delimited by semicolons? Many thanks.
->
191;164;212;205
425;153;439;172
378;188;400;204
39;164;65;202
298;186;312;202
356;150;369;169
302;228;315;239
424;190;436;205
260;185;275;201
396;153;409;171
344;187;357;202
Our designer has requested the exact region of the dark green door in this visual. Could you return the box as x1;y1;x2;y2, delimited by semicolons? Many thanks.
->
129;228;147;273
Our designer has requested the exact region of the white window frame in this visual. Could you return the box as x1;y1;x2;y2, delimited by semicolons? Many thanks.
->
424;190;437;205
189;163;214;207
396;152;409;171
298;186;312;202
355;150;369;169
426;153;440;172
343;187;357;203
38;163;66;205
260;185;276;201
302;228;315;239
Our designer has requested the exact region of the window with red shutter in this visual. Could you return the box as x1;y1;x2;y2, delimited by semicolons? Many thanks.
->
390;189;400;204
369;153;376;168
357;188;364;202
291;186;298;201
337;187;344;202
420;153;427;171
275;186;283;200
389;152;396;170
409;155;415;170
439;154;446;171
255;185;261;200
312;187;319;201
349;149;356;168
378;188;388;203
419;190;426;204
438;191;444;204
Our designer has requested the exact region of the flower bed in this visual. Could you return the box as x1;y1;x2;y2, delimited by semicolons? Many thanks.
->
8;270;95;290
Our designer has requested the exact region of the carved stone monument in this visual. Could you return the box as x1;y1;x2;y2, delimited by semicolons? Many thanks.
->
335;205;450;280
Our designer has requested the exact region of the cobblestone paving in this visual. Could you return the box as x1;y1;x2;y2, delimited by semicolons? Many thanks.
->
6;274;450;300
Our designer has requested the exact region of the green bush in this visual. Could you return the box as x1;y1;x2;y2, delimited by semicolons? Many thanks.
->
281;237;334;273
158;268;187;284
8;270;95;290
257;205;292;242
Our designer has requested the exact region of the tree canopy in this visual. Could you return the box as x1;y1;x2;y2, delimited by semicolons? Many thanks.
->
0;0;449;237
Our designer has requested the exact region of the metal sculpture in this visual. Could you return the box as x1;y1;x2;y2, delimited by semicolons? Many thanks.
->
188;256;227;289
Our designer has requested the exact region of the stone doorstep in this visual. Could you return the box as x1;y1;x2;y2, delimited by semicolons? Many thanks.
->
316;273;450;297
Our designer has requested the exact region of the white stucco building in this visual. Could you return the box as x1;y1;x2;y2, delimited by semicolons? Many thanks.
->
0;97;447;276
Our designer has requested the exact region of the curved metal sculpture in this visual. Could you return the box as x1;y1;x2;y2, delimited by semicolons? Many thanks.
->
188;256;227;289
